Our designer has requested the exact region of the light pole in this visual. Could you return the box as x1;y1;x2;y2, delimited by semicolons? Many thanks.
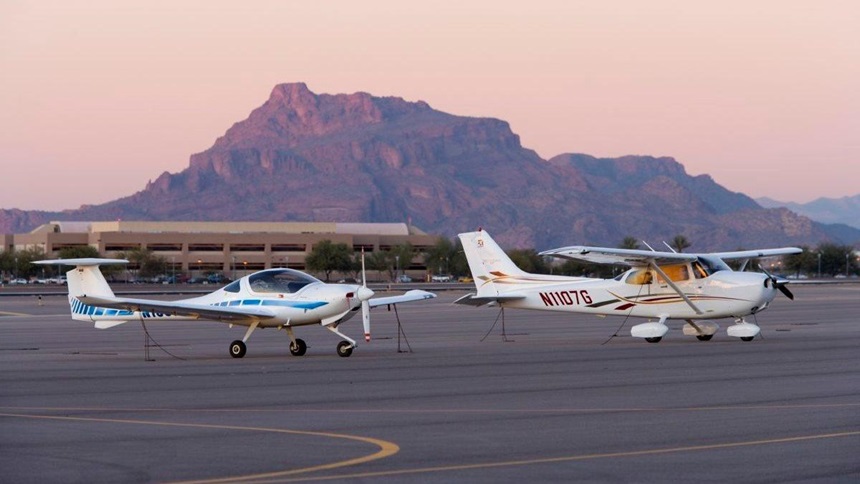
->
395;255;400;281
817;252;822;278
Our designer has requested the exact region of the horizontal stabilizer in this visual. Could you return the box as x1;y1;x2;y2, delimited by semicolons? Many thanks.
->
34;258;129;267
453;293;526;307
368;289;436;308
94;320;131;329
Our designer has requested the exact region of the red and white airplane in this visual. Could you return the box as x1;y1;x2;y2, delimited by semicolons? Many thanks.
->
457;229;801;342
36;258;435;357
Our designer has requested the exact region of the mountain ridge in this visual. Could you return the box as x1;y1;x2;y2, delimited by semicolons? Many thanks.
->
2;83;857;250
757;195;860;230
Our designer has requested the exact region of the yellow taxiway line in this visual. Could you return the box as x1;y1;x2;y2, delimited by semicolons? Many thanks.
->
0;411;399;484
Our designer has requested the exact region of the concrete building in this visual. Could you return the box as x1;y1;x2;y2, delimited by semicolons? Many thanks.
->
5;221;438;279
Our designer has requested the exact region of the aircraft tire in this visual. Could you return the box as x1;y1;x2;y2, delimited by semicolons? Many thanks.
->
696;335;713;341
229;340;247;358
336;341;353;357
740;336;754;342
644;337;662;343
290;338;307;356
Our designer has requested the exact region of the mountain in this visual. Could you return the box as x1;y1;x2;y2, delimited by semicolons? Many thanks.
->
2;82;858;250
757;195;860;230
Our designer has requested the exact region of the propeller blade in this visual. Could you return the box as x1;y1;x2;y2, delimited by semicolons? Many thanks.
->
361;300;371;342
759;264;794;300
361;248;367;287
777;283;794;300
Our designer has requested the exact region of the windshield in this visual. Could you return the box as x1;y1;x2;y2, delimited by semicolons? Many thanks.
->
696;256;730;275
247;269;320;294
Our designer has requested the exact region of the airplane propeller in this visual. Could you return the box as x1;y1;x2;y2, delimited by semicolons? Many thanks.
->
759;265;794;300
359;250;373;342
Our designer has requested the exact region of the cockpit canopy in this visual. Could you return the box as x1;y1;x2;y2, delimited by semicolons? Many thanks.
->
246;269;321;294
621;257;731;285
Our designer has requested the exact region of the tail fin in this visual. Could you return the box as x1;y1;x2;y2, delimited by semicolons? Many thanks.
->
458;230;528;297
34;258;129;324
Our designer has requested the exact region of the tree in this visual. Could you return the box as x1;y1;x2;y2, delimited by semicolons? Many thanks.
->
815;242;856;276
619;236;640;250
783;246;816;277
424;237;456;276
11;247;47;279
507;249;549;274
671;235;691;253
365;250;393;280
305;240;353;281
58;246;101;259
389;243;415;278
448;239;469;277
119;248;167;280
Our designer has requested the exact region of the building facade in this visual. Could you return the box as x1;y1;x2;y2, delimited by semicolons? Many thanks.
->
6;221;439;279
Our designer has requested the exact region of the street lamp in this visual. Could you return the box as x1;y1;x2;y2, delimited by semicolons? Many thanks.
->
817;252;822;278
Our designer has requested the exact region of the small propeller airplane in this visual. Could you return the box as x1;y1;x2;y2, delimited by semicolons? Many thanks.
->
456;229;802;343
35;258;435;358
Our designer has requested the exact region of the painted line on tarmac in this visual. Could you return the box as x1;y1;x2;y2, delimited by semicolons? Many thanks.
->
6;402;860;415
0;311;29;316
0;411;399;483
268;430;860;482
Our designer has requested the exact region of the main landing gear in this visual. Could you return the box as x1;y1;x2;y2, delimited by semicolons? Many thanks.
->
228;323;360;358
229;340;246;358
229;321;259;358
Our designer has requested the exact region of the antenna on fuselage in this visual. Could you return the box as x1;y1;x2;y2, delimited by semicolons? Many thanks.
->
642;241;657;252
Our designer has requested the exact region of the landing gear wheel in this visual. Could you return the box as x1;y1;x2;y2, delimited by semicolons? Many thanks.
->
289;338;307;356
696;335;713;341
740;336;754;342
229;340;246;358
336;341;354;357
645;337;662;343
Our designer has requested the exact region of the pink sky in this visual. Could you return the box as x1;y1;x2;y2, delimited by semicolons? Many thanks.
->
1;1;858;211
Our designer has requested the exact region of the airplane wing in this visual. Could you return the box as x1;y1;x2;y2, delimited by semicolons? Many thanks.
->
709;248;803;260
77;295;277;322
368;289;436;308
540;246;697;267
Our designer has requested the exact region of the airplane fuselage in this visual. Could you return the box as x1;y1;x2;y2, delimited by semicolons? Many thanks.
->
498;271;773;320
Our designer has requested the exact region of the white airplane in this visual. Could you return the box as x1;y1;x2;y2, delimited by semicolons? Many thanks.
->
457;229;802;343
35;258;435;357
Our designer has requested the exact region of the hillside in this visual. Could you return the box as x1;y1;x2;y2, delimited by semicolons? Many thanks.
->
2;83;857;250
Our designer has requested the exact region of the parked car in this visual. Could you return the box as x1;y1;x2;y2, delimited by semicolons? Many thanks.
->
458;276;474;283
396;274;413;283
431;274;453;282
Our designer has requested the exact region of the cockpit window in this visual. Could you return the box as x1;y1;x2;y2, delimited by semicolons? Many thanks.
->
223;280;241;293
656;263;690;283
247;269;320;294
625;269;654;285
697;256;730;275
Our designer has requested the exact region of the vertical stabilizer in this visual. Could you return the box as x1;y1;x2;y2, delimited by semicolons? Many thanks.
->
34;259;128;323
458;230;528;297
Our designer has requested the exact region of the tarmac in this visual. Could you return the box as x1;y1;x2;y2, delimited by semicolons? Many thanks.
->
1;284;858;482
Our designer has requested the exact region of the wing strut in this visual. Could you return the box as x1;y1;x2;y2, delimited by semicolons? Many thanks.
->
648;261;704;315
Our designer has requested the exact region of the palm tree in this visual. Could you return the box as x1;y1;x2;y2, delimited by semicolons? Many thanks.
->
619;236;640;250
671;235;691;253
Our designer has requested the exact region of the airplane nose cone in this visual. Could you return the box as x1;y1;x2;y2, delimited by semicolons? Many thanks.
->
357;286;374;301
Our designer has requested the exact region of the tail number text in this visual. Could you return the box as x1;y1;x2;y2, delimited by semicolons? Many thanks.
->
539;290;592;306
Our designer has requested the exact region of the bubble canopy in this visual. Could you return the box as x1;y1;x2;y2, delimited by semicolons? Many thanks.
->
247;269;322;294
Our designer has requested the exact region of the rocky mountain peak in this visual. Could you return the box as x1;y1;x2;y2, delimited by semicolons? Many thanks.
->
1;83;856;250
